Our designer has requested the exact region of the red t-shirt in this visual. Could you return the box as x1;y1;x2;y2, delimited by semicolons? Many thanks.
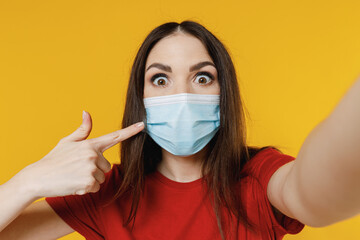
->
45;147;305;239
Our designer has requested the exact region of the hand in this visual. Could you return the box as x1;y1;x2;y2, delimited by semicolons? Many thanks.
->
19;111;144;198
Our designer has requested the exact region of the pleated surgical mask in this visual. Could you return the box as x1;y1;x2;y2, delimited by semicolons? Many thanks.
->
143;93;220;156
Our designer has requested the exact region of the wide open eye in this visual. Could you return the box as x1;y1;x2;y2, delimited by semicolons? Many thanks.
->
151;73;169;87
194;72;215;85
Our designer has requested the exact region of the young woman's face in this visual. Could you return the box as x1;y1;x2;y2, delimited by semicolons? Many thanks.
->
144;32;220;98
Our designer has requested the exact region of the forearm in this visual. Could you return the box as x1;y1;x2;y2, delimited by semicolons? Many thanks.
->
0;170;39;232
290;77;360;227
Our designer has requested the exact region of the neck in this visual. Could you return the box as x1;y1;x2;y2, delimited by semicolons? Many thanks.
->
157;147;207;183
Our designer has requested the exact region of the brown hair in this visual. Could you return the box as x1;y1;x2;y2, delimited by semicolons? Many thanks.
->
106;20;282;239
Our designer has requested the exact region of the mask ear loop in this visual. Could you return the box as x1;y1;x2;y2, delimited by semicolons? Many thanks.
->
217;108;221;125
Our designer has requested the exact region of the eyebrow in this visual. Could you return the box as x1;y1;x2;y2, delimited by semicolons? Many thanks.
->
145;61;216;73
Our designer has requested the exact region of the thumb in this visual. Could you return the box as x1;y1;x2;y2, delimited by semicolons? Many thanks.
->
61;111;93;142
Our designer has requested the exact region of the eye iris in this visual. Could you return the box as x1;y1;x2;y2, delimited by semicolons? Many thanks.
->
157;79;165;85
199;76;207;84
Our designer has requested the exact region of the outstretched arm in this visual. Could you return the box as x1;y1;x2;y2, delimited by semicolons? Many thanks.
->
270;77;360;227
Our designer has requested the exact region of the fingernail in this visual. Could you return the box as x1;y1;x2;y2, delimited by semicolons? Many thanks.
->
82;110;86;120
135;121;144;128
76;190;87;195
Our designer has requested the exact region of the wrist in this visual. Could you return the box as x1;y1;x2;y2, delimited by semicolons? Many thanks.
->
12;167;43;201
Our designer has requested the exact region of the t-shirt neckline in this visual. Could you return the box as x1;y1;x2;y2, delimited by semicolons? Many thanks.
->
152;170;204;189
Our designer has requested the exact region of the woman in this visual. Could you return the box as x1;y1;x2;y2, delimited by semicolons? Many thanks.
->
1;21;360;239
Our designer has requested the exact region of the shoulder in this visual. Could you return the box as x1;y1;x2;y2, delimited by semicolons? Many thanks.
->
241;147;295;185
94;163;123;202
43;164;124;238
240;147;305;235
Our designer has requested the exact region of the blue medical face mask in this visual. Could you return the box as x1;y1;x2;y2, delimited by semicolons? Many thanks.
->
143;93;220;156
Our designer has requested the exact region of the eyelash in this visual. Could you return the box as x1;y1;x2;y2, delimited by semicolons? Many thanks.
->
150;71;215;87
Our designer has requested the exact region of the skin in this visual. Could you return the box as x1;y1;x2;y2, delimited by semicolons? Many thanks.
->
144;32;360;229
0;113;145;238
142;32;288;224
143;31;220;183
3;28;360;240
0;31;222;239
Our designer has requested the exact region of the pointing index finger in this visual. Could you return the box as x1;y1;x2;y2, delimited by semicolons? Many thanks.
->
88;121;145;153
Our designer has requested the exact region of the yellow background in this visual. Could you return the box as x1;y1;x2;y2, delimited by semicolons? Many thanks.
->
1;0;360;239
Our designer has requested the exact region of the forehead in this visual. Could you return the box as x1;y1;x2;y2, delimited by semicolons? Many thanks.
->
145;33;212;67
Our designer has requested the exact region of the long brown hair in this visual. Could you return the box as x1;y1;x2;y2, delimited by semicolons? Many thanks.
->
106;20;282;239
